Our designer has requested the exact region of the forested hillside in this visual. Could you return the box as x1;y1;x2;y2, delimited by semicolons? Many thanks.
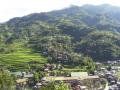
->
0;4;120;68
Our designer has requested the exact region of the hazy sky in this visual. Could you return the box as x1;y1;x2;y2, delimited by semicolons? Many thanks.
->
0;0;120;22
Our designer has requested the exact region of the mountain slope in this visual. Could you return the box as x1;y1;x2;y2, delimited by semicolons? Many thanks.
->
0;4;120;66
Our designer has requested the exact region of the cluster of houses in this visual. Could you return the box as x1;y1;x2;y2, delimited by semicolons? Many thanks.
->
42;72;101;90
44;63;63;72
106;60;120;64
9;61;120;90
96;62;120;90
11;71;34;90
10;64;100;90
13;71;101;90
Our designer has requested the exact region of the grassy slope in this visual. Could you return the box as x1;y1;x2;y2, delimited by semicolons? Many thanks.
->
0;41;86;71
0;41;47;70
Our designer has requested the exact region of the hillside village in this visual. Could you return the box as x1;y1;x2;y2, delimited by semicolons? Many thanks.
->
0;4;120;90
4;60;120;90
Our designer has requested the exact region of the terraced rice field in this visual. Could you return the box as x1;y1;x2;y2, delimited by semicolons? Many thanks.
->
0;42;47;70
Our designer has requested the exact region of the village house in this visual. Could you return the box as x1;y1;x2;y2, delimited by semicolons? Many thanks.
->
41;72;100;90
111;66;120;71
16;78;28;90
71;72;88;77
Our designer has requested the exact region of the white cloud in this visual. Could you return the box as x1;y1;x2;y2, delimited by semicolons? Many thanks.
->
0;0;120;22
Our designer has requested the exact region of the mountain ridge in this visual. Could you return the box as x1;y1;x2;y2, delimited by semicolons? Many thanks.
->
0;4;120;64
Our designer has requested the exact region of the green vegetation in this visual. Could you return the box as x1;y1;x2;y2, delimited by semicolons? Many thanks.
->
0;68;14;90
0;5;120;70
40;81;69;90
116;71;120;80
0;41;47;70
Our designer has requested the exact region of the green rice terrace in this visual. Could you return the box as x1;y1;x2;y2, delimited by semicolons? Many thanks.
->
0;41;47;70
0;40;86;71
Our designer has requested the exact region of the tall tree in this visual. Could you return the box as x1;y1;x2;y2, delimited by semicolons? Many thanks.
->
40;81;69;90
0;69;14;90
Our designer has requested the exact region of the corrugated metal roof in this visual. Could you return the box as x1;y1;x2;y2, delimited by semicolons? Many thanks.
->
71;72;88;77
43;76;99;81
16;78;28;83
11;72;22;76
24;74;33;78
